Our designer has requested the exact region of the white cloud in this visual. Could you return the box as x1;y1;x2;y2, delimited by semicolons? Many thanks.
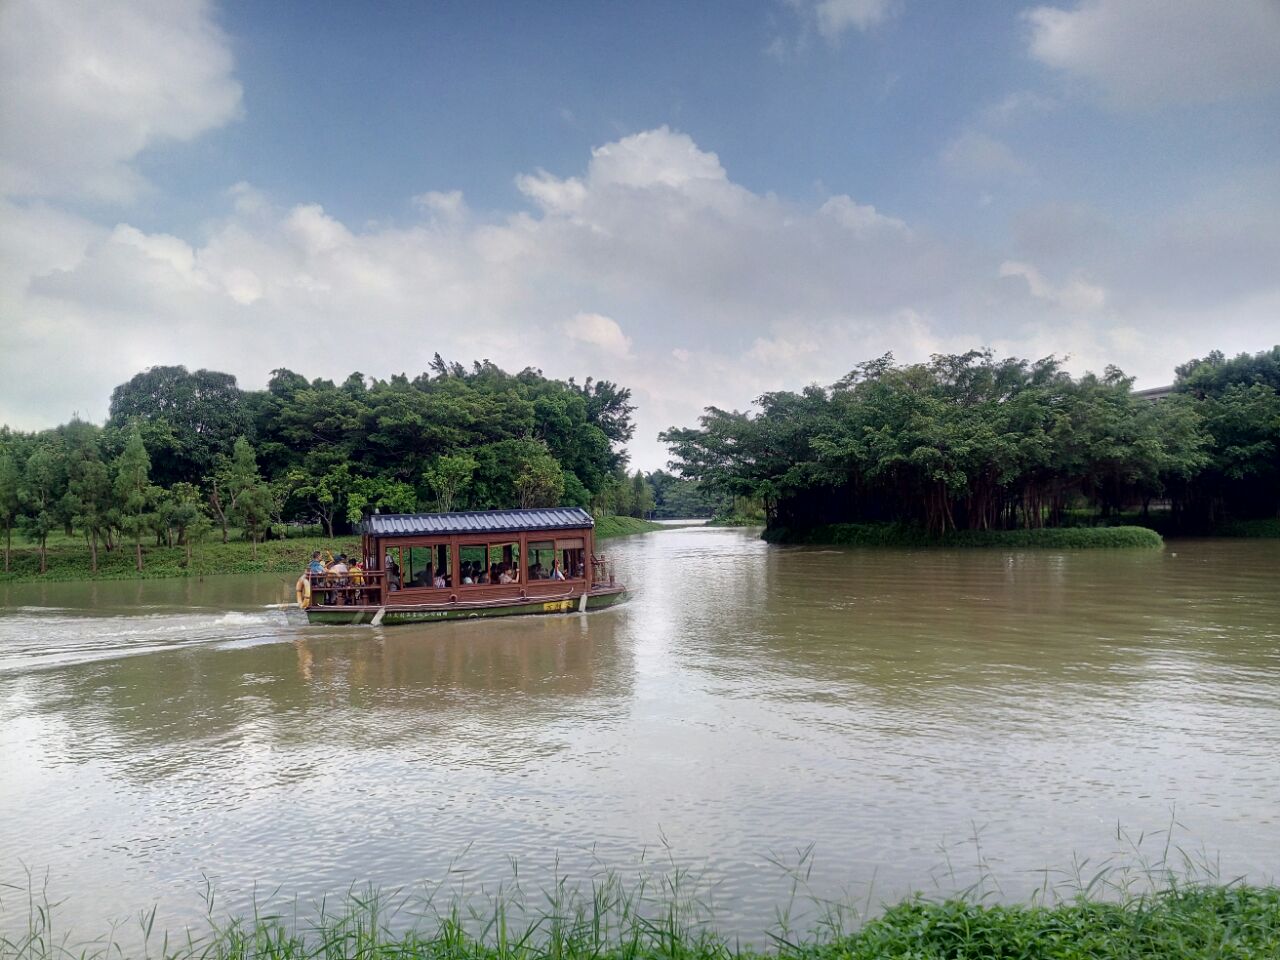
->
2;126;1277;469
941;130;1029;180
412;190;468;222
0;0;242;201
1026;0;1280;108
999;260;1106;313
814;0;896;40
978;90;1057;125
820;195;911;237
563;313;633;357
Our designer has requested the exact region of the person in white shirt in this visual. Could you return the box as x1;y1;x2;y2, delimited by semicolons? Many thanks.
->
550;560;565;581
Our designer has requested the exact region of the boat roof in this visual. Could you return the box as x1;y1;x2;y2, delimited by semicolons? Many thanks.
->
360;506;595;538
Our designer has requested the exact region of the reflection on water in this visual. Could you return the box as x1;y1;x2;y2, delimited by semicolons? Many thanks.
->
1;529;1279;937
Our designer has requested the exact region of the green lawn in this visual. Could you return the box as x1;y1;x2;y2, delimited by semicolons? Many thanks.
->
0;515;663;585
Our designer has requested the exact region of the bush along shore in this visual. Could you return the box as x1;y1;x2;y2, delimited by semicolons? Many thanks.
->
3;882;1279;960
764;522;1165;549
0;516;661;586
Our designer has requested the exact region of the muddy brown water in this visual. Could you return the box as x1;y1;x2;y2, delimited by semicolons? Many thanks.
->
2;527;1278;937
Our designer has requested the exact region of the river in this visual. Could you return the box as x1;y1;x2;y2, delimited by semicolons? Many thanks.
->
1;526;1278;938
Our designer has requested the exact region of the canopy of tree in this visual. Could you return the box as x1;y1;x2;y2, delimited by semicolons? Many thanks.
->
0;357;643;574
662;347;1280;536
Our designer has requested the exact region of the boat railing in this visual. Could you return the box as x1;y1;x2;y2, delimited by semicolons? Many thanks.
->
590;555;615;587
307;570;385;607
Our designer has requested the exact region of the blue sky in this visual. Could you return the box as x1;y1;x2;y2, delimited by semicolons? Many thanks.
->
2;0;1279;468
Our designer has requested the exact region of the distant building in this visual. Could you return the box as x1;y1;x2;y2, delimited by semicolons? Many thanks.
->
1134;385;1174;401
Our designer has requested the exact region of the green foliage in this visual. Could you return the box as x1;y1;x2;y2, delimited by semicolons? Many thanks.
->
224;438;278;557
648;469;719;518
664;348;1280;539
0;452;20;572
1213;517;1280;538
114;426;158;571
108;365;251;486
765;523;1164;549
593;515;664;539
423;453;478;512
2;881;1277;960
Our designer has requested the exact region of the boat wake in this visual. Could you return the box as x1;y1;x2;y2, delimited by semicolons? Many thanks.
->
0;607;294;674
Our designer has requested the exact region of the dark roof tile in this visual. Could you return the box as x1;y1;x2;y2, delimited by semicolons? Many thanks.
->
360;507;594;537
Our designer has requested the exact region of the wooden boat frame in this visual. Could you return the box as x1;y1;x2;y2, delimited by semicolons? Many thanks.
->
300;507;628;625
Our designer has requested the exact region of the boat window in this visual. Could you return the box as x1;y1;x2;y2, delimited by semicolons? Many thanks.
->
405;543;452;588
384;547;403;590
527;540;554;579
491;541;521;584
459;543;489;584
556;538;586;580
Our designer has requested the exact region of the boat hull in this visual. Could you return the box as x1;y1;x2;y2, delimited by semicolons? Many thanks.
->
303;587;629;625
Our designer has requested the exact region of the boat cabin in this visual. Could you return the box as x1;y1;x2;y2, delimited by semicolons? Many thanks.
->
305;507;621;618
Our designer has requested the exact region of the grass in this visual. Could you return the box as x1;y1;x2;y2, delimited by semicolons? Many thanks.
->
764;523;1164;549
0;515;664;585
1061;510;1280;539
593;515;665;539
3;876;1277;959
707;516;764;528
1204;517;1280;538
0;534;361;585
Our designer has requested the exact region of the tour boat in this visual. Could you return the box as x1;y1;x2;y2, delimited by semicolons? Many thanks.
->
297;507;628;625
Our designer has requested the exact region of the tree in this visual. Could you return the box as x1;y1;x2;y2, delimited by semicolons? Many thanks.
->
423;453;477;512
108;365;251;486
18;445;64;575
286;462;355;536
345;476;418;526
114;428;158;572
69;459;113;574
0;453;19;572
224;438;277;558
510;440;565;508
165;483;208;565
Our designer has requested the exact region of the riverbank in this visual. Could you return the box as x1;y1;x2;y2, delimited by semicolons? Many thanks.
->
0;515;663;585
5;883;1277;959
593;514;665;538
764;523;1164;549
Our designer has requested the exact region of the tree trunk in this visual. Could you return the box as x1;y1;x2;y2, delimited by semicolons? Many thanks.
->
251;535;258;560
3;526;9;573
89;531;98;575
186;540;192;567
135;539;143;572
39;540;47;575
210;484;229;543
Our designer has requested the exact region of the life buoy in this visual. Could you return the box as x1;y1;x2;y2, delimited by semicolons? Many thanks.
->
295;575;311;609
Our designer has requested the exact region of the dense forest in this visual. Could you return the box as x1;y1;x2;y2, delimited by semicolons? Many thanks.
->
0;358;698;575
662;346;1280;536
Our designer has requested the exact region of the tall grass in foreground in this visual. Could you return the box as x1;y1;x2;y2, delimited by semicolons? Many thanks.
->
3;830;1278;959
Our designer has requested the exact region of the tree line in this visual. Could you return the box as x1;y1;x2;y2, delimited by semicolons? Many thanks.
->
661;346;1280;536
0;358;690;575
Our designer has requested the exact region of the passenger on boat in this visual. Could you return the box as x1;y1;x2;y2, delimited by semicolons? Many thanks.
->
434;572;447;588
498;566;517;584
308;552;325;576
386;555;401;591
550;560;566;581
350;559;366;604
530;562;543;580
327;554;350;604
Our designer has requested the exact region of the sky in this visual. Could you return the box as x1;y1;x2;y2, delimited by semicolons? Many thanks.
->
1;0;1278;470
